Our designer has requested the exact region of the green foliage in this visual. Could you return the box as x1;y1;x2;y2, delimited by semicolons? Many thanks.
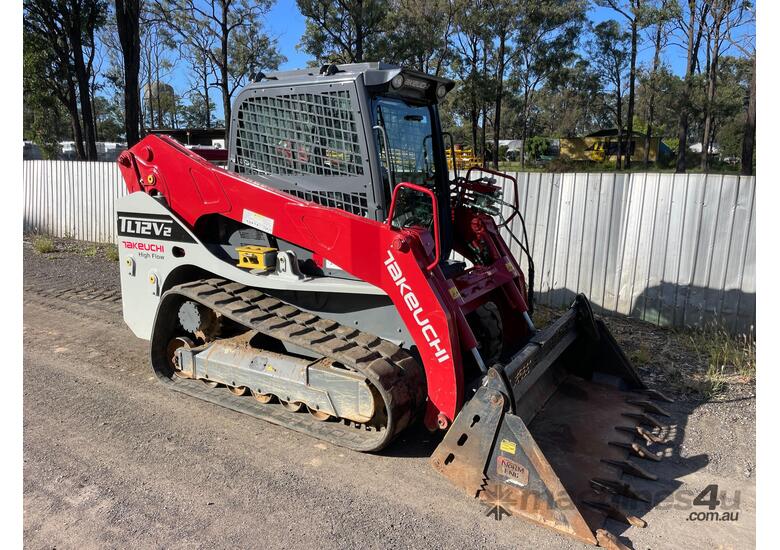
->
106;245;119;262
378;0;453;74
93;96;125;141
22;30;71;157
717;114;746;159
676;323;756;398
143;81;179;129
525;136;549;161
635;65;684;138
588;20;631;99
296;0;388;63
32;236;55;254
531;60;610;137
180;96;218;129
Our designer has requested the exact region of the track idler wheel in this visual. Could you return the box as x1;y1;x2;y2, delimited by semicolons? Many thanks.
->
166;337;194;379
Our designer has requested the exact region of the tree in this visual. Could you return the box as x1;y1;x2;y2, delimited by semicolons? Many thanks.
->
24;0;91;159
143;81;178;128
740;53;755;175
639;0;677;166
706;56;750;163
180;95;218;128
532;60;608;137
297;0;388;63
379;0;455;76
138;14;176;131
589;20;631;169
62;0;108;160
23;33;73;158
596;0;647;168
673;0;710;172
154;0;284;142
115;0;141;146
636;65;683;155
699;0;751;170
93;95;126;141
486;0;519;168
451;0;491;159
183;43;218;128
511;0;585;168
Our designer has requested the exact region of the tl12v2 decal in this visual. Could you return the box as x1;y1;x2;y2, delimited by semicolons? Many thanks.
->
117;212;196;243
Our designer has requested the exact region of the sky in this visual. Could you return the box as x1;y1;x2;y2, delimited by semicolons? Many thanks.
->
163;2;755;120
264;0;310;71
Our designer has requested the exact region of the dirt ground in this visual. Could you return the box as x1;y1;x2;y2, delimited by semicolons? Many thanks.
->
23;237;755;549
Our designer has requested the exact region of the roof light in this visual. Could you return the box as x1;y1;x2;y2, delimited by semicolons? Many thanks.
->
390;74;405;89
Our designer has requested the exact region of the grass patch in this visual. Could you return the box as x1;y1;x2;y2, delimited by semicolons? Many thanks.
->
628;343;651;366
32;235;55;254
84;245;98;257
686;325;756;383
662;324;755;399
531;305;555;328
105;245;119;262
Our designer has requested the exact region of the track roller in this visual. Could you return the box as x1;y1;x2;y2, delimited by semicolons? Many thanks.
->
280;399;303;412
307;405;332;421
251;389;275;404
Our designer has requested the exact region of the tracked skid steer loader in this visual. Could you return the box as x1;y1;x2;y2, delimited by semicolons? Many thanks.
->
115;63;673;548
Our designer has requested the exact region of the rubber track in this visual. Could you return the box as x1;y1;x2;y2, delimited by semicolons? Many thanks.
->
159;278;426;452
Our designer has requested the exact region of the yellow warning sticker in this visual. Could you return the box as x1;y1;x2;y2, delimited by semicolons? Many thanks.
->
499;439;516;454
448;286;462;300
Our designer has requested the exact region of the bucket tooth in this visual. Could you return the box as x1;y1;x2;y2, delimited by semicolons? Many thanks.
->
602;458;658;481
590;477;649;502
622;412;666;430
595;529;631;550
615;425;666;445
640;388;674;403
637;426;667;445
626;399;671;417
582;500;647;528
608;441;661;462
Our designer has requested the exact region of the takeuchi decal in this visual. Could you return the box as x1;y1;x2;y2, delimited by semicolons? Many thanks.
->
384;249;451;364
122;240;165;253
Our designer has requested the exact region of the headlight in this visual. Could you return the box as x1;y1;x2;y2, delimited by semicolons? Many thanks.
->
390;74;405;89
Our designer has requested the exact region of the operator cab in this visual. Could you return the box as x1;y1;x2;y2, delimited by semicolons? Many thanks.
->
227;63;455;264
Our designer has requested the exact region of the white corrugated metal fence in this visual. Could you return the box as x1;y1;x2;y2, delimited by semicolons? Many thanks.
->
23;161;755;332
23;161;126;243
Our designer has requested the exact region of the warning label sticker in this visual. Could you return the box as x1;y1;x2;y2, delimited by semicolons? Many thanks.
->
242;209;275;234
499;439;517;454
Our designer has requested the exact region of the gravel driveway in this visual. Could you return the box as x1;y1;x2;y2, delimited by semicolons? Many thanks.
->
23;238;755;549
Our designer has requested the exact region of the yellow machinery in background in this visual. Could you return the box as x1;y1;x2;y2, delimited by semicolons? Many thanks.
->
446;145;483;171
